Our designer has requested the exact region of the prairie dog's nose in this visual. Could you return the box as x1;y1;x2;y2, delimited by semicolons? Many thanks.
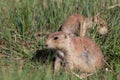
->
45;41;48;47
45;44;48;47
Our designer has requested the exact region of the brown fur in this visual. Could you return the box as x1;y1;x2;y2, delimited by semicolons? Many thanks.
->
46;31;105;73
60;14;108;37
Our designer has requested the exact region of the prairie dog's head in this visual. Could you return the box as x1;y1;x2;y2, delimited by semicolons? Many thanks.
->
94;16;108;35
46;31;70;50
97;20;108;35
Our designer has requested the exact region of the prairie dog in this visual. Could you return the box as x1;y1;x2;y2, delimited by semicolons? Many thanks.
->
59;14;108;37
46;31;105;73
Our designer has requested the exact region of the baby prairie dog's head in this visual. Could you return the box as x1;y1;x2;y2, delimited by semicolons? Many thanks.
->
94;16;108;35
46;31;70;50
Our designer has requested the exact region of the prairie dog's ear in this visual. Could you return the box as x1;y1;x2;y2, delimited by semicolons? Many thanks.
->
60;33;69;39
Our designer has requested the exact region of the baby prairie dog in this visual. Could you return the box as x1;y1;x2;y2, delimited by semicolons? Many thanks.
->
59;14;108;37
46;31;105;74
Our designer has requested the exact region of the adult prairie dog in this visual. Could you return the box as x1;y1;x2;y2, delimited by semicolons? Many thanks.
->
46;31;105;74
59;14;108;37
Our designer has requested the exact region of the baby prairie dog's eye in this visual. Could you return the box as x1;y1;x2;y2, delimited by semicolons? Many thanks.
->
53;36;59;40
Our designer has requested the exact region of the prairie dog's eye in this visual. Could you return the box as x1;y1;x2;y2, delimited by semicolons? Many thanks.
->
54;36;59;40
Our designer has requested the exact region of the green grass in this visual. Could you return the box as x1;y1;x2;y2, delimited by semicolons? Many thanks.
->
0;0;120;80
